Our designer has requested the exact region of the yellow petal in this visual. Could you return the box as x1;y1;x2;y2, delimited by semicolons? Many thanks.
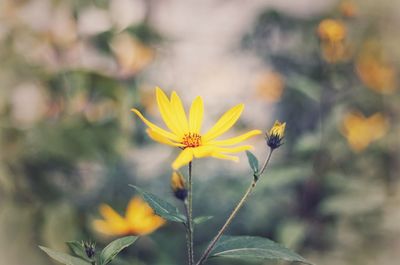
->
214;145;253;154
202;104;244;142
172;148;193;169
95;204;130;236
189;96;204;134
211;153;239;162
126;197;152;222
147;129;184;147
170;91;189;133
93;220;127;236
99;204;126;223
208;130;261;146
125;197;166;236
131;108;180;141
368;113;389;140
156;87;183;137
192;146;215;158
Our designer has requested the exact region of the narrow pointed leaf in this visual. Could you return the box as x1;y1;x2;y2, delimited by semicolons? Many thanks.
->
39;246;91;265
99;236;138;265
210;236;313;264
129;185;186;223
245;151;259;174
193;216;213;225
66;241;92;262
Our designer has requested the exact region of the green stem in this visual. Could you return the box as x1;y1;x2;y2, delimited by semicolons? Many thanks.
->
196;150;273;265
184;202;192;265
187;161;194;265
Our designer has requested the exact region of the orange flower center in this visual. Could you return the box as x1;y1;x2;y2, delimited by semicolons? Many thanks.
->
182;133;202;148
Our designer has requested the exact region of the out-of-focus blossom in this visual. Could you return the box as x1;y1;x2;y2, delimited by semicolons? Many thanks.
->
10;83;48;127
317;19;346;43
131;88;261;169
317;19;351;64
340;111;389;152
111;33;155;78
93;196;165;236
356;42;398;94
339;0;358;18
255;71;285;103
47;4;77;47
78;7;112;36
109;0;146;31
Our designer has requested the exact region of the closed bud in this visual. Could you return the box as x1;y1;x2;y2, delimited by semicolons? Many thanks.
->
266;120;286;150
82;241;96;259
171;172;187;201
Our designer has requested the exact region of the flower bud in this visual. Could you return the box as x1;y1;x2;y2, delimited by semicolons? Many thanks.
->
266;120;286;150
171;172;187;201
82;241;96;259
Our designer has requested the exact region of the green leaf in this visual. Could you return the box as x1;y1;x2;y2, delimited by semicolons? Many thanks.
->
193;216;213;225
129;185;186;223
99;236;138;265
39;246;91;265
245;151;259;175
66;241;92;262
209;236;313;264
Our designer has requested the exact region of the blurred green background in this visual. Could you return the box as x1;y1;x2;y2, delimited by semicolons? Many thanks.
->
1;0;399;265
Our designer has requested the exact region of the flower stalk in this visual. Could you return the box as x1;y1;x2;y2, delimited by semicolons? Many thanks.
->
196;149;274;265
184;162;194;265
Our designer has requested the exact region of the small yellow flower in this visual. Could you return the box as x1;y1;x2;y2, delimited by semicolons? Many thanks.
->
171;172;187;201
356;52;397;94
93;196;165;236
266;120;286;149
131;87;261;169
317;19;346;43
255;71;285;103
340;111;389;152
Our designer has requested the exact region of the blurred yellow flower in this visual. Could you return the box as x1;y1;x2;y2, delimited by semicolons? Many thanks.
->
255;71;285;102
93;196;165;236
340;111;389;152
111;33;154;77
266;120;286;149
317;19;346;43
356;54;397;94
131;87;261;169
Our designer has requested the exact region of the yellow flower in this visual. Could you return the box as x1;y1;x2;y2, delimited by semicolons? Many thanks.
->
340;111;389;152
131;87;261;169
266;120;286;149
93;196;165;236
255;71;285;103
317;19;346;43
356;52;397;94
171;172;187;201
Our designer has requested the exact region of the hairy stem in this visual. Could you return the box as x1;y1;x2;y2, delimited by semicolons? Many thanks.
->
196;150;273;265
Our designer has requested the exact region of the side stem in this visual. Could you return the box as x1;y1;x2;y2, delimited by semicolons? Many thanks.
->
187;161;194;265
196;150;273;265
